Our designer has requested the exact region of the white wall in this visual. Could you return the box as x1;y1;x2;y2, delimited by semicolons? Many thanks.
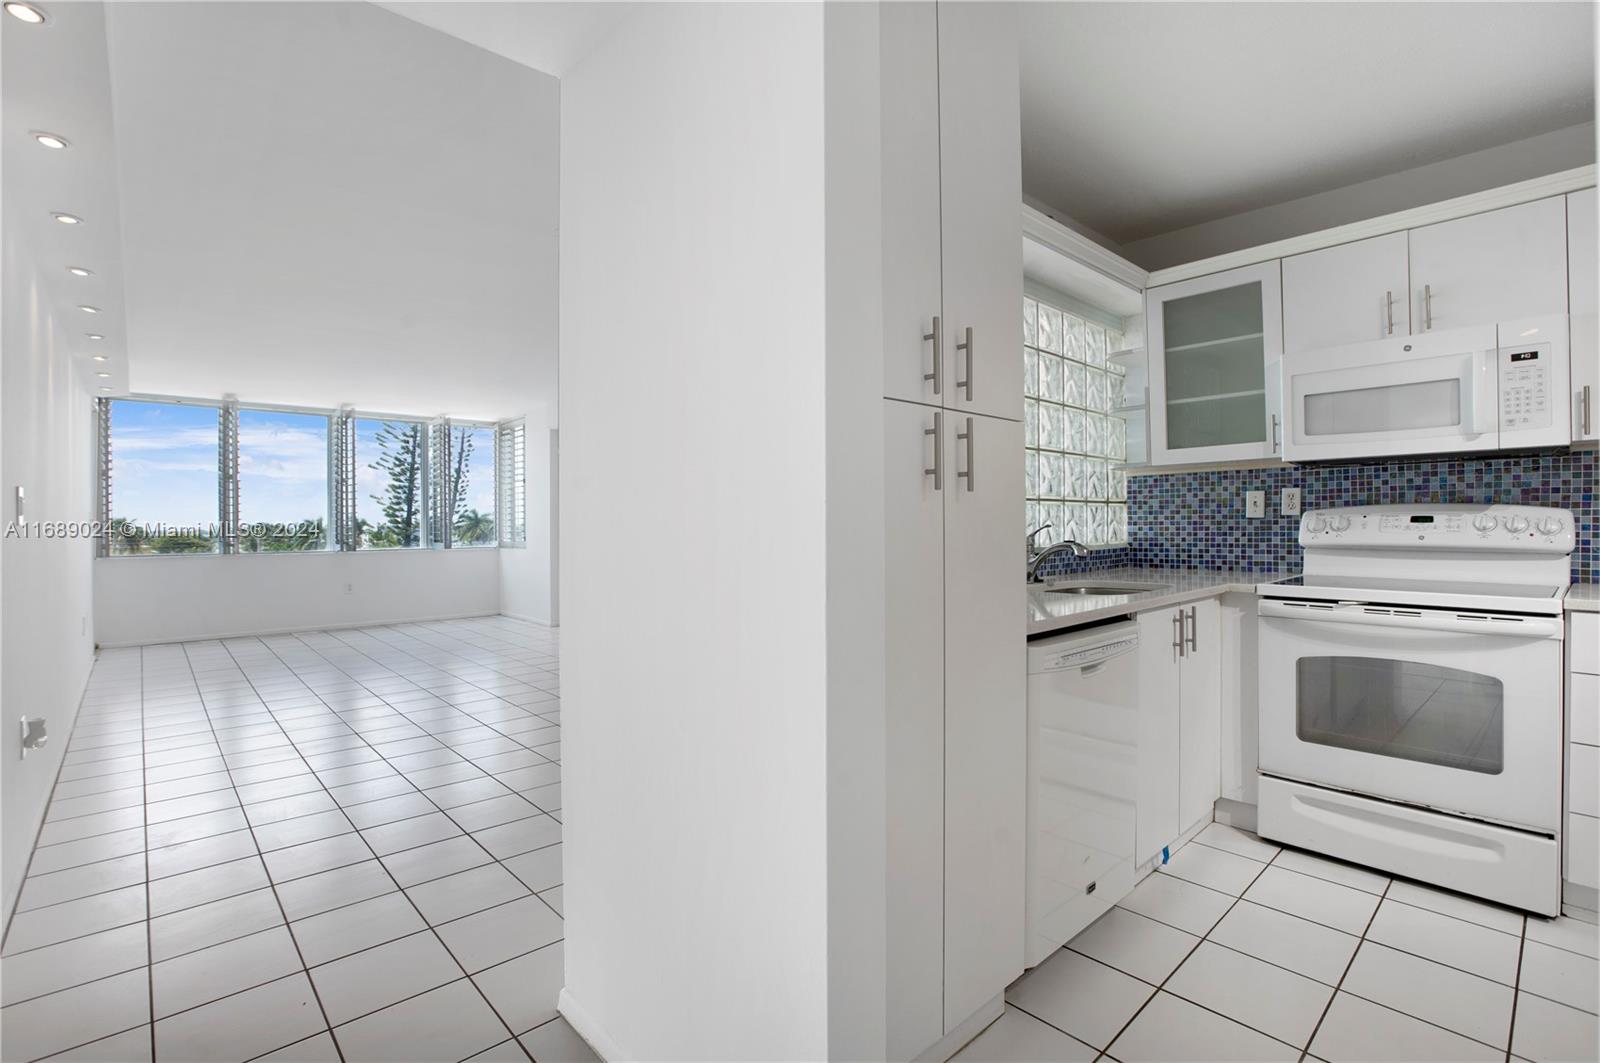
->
559;5;850;1058
499;420;558;626
94;548;499;646
1121;122;1598;270
1;191;98;917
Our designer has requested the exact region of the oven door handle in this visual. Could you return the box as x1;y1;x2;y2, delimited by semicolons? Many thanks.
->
1258;598;1562;639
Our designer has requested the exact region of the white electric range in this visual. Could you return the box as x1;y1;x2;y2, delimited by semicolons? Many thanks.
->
1256;503;1575;915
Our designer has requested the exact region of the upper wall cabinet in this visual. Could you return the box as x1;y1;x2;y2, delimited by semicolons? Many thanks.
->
1146;261;1284;465
1282;232;1410;354
1407;196;1568;333
881;2;1022;422
1569;187;1598;442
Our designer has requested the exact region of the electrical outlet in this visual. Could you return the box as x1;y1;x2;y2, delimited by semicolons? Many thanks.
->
1281;488;1302;516
1245;490;1265;518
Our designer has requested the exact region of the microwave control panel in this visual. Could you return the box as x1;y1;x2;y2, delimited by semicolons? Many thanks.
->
1499;346;1551;430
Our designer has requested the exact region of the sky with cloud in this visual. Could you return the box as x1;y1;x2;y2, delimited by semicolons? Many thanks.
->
111;400;495;536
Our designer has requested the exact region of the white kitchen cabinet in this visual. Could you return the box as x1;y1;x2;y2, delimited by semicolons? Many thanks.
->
882;398;947;1060
1569;613;1600;892
1282;231;1410;354
883;401;1024;1058
1136;599;1222;861
935;2;1022;422
1146;261;1284;465
879;2;1022;422
942;410;1024;1029
1407;196;1568;333
1568;188;1598;442
879;3;944;408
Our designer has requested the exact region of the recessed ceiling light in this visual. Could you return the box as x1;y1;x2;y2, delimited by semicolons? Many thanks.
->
92;354;107;362
32;131;68;150
51;212;81;225
85;333;104;340
96;372;110;378
67;266;93;277
77;304;100;314
5;3;46;23
98;386;111;392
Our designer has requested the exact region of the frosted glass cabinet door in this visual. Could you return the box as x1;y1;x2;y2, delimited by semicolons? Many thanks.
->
1146;261;1284;465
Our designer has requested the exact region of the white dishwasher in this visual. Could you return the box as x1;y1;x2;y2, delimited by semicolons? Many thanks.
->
1025;620;1140;968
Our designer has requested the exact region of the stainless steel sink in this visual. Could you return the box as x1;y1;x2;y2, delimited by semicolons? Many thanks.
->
1042;582;1170;596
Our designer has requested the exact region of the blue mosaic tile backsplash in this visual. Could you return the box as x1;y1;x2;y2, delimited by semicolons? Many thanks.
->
1034;449;1597;583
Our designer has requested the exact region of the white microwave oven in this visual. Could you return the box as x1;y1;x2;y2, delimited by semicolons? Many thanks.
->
1281;314;1570;462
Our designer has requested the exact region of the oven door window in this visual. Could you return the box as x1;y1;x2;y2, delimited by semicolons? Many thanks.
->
1296;657;1504;774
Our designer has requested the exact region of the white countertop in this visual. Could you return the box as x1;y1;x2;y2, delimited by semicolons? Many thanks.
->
1566;584;1600;613
1028;567;1294;637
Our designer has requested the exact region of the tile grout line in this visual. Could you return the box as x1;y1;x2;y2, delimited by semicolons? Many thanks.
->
177;641;346;1063
142;646;156;1063
1504;914;1528;1063
235;633;539;1061
1091;839;1281;1062
1296;874;1392;1062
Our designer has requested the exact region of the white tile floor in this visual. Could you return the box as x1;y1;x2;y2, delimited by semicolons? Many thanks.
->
1;617;592;1063
966;823;1600;1063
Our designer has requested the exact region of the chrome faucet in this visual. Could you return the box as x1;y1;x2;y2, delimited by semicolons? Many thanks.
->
1027;538;1089;583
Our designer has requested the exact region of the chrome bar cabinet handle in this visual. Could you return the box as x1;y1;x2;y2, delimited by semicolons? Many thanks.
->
956;326;974;401
924;410;943;491
1384;290;1395;335
1583;384;1593;436
923;316;942;396
1186;606;1198;652
1423;284;1433;331
1271;413;1280;453
1173;611;1185;659
956;416;974;492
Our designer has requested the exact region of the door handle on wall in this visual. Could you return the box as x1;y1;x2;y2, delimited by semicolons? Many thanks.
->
924;411;943;491
956;416;974;492
923;316;942;396
956;327;974;401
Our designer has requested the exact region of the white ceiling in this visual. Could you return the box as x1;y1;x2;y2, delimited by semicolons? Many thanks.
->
1021;2;1596;246
377;2;633;79
3;1;131;393
101;1;559;421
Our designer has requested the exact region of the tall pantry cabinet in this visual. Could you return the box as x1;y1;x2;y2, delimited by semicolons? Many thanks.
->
880;3;1026;1059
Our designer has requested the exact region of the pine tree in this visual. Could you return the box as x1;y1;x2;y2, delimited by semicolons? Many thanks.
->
371;422;421;546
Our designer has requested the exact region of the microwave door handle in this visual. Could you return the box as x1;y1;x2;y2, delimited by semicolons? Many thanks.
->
1466;349;1497;438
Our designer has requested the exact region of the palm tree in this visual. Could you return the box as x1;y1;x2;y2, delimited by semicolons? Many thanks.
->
454;508;494;544
109;516;144;555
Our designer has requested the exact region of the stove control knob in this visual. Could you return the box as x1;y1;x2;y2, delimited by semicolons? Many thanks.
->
1328;515;1351;533
1472;513;1499;533
1537;517;1564;536
1504;515;1531;534
1305;514;1327;533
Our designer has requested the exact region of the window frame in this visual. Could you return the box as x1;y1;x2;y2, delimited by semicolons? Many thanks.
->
99;393;228;558
98;394;518;559
497;419;527;548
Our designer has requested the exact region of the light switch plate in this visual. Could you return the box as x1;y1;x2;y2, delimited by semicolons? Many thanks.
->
1281;488;1302;516
1245;490;1265;519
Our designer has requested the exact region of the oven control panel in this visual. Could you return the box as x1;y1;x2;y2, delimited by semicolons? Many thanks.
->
1300;504;1574;552
1499;345;1552;430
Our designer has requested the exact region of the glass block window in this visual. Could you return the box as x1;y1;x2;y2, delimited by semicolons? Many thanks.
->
1023;296;1130;547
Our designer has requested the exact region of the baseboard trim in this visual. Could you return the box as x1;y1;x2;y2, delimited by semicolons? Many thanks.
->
917;991;1005;1063
94;610;503;648
499;610;557;628
557;988;625;1063
1214;797;1258;834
